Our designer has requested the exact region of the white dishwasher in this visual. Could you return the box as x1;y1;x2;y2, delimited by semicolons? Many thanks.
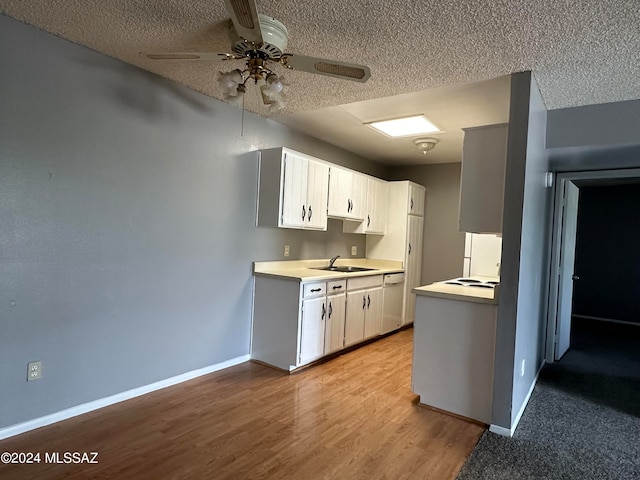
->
381;272;405;334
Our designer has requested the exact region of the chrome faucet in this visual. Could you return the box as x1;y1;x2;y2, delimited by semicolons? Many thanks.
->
329;255;340;268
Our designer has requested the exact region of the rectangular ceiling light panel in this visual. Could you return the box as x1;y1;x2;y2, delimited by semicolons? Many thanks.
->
368;115;441;138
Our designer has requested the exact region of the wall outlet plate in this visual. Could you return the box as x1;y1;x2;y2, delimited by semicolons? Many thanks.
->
283;244;290;257
27;361;42;381
351;245;357;256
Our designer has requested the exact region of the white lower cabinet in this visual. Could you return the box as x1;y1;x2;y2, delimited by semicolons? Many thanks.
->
324;280;346;354
345;290;366;347
364;287;383;339
344;275;383;347
299;295;327;365
252;273;385;371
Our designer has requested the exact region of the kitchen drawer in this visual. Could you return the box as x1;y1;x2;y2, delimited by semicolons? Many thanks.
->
327;279;347;295
303;282;326;298
347;274;383;291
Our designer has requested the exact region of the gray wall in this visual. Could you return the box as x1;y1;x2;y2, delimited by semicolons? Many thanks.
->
388;164;465;285
492;73;551;430
547;99;640;149
0;15;385;429
510;75;551;425
547;99;640;172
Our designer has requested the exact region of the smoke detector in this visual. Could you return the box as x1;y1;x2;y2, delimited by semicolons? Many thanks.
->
414;138;439;155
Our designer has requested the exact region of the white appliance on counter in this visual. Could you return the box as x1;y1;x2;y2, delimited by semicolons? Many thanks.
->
463;233;502;277
381;273;405;334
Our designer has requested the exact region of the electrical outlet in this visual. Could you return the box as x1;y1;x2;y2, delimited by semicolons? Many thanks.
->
283;244;290;257
520;359;525;377
27;361;42;381
351;245;357;256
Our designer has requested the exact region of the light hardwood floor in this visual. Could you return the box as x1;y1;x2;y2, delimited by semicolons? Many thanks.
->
0;328;484;479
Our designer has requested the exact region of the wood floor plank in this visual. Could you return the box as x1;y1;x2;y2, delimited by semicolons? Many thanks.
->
0;328;484;479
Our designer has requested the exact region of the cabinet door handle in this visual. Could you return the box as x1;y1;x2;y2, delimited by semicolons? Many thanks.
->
308;205;312;221
328;301;333;319
408;243;412;254
362;295;366;309
332;285;343;290
367;214;371;227
410;198;414;210
322;302;326;320
302;205;306;221
310;288;322;293
367;294;371;309
347;199;351;212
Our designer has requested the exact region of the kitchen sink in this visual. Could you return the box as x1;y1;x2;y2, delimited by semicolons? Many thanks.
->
311;266;377;273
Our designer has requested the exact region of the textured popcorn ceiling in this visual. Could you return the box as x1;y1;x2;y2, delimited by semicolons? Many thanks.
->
2;0;640;164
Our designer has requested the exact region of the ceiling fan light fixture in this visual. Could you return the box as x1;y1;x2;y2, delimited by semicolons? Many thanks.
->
368;115;441;138
227;85;245;107
264;73;284;94
414;137;439;155
147;1;371;110
260;74;286;110
217;69;244;96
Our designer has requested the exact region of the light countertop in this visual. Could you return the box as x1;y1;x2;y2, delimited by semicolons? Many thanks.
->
413;276;500;305
253;258;404;282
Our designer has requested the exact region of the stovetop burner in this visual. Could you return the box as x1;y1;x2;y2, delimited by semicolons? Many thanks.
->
441;277;499;288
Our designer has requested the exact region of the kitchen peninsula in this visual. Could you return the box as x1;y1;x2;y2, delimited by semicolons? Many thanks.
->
411;276;499;424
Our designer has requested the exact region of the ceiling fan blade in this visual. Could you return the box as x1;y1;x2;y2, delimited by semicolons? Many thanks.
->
280;54;371;83
145;52;230;61
223;0;263;45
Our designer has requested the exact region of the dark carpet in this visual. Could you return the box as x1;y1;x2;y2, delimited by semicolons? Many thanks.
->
457;319;640;480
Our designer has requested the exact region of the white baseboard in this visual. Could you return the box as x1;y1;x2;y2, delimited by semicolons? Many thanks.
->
0;354;250;441
489;424;513;437
490;360;545;437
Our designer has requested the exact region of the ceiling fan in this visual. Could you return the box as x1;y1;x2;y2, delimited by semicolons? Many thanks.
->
145;0;371;109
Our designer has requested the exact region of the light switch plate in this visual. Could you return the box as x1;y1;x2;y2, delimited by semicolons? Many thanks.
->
351;245;357;256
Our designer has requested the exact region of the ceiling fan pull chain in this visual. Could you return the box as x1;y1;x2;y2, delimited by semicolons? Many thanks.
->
241;91;245;137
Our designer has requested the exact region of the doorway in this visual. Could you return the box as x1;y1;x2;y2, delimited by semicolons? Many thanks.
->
546;168;640;363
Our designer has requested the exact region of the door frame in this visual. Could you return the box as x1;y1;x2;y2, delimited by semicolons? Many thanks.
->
545;168;640;363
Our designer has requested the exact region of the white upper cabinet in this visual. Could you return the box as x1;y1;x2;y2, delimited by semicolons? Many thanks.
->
350;173;367;220
257;148;329;231
367;178;388;234
459;123;508;234
408;182;426;217
327;166;366;221
304;158;330;230
343;176;388;235
280;152;309;228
